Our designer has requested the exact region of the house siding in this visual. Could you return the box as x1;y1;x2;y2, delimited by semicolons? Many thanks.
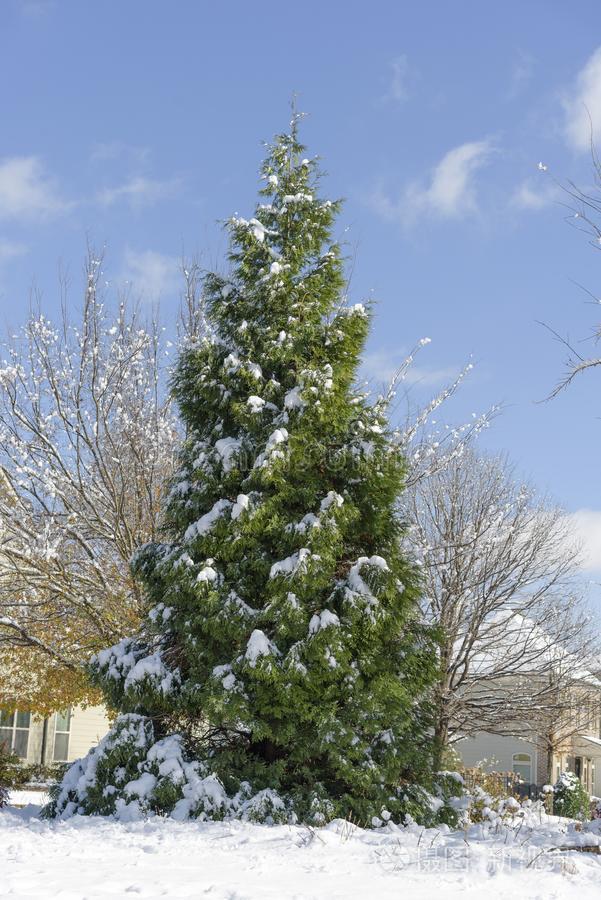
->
67;705;110;761
456;733;539;783
458;731;601;796
3;704;110;765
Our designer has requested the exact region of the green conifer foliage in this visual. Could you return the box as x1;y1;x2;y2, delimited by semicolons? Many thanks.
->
47;118;437;825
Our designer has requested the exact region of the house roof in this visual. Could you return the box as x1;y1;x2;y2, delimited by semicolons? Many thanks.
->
466;611;601;689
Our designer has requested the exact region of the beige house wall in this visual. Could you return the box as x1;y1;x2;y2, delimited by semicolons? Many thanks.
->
2;704;110;765
67;705;110;761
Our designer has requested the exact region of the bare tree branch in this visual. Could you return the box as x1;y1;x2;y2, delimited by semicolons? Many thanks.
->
403;446;596;770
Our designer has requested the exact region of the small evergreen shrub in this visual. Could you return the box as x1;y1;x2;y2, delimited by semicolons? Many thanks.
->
553;771;589;820
5;761;67;789
24;761;67;785
0;744;21;808
420;772;467;828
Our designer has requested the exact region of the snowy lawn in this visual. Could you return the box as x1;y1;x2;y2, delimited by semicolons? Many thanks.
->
2;804;601;899
6;790;49;808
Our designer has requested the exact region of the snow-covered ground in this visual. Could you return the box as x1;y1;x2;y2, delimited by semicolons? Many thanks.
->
2;803;601;899
6;789;49;808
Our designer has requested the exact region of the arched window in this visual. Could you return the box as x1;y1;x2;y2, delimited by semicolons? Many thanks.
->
512;752;532;782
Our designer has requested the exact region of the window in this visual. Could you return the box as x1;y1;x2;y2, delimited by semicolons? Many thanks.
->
53;709;72;762
512;752;532;783
0;710;31;759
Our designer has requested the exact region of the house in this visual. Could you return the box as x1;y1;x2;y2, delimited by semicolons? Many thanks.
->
454;615;601;797
456;730;601;796
0;704;110;766
455;632;601;797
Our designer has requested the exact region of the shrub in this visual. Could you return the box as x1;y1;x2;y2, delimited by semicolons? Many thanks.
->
18;762;67;786
461;766;522;800
0;743;21;808
553;771;589;820
392;772;468;829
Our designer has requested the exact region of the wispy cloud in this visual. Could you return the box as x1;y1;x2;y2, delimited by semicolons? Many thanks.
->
0;240;27;264
566;509;601;572
563;46;601;152
370;140;494;227
510;177;559;211
97;175;180;209
0;156;70;222
381;55;412;104
120;248;180;302
90;141;151;166
362;346;457;389
507;49;535;100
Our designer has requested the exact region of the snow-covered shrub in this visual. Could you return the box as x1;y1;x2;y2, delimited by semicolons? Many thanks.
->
465;786;528;825
15;761;67;787
43;714;157;819
393;772;467;828
553;771;589;820
42;714;294;823
428;772;467;827
421;768;548;828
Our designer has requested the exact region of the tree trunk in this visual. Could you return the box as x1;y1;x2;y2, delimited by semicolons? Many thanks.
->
433;711;449;772
546;744;555;784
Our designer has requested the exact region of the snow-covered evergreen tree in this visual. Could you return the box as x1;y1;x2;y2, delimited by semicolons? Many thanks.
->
46;118;437;825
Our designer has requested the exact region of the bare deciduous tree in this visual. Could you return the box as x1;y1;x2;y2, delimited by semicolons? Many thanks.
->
404;447;595;769
0;252;190;708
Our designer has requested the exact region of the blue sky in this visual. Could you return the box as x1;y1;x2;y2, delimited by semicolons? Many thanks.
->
1;0;601;594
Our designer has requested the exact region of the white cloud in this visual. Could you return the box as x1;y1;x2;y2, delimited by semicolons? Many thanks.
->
507;50;535;99
120;248;180;302
371;140;493;226
383;55;411;104
97;175;180;209
362;346;457;389
90;142;150;166
510;178;559;211
564;46;601;152
0;240;27;264
0;156;69;222
566;509;601;572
